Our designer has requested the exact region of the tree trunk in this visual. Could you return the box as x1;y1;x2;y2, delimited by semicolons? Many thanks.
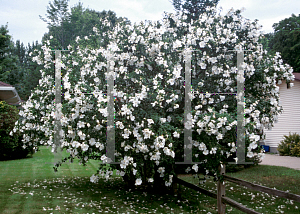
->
122;172;135;189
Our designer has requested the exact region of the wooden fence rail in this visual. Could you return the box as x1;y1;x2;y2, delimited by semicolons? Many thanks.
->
173;176;217;199
174;164;300;214
223;174;300;203
221;196;260;214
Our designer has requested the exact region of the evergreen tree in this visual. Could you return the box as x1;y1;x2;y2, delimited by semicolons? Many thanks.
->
171;0;219;22
20;41;43;101
0;25;18;83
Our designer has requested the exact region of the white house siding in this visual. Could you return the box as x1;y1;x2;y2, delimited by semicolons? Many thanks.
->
263;78;300;153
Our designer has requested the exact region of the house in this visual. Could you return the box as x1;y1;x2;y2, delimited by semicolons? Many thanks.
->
262;73;300;153
0;81;22;106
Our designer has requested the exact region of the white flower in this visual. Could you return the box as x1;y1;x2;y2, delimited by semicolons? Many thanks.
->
133;169;137;175
148;178;154;183
72;141;80;148
93;27;98;33
167;116;172;122
167;78;175;85
142;128;153;139
147;119;154;125
78;131;86;140
221;37;227;44
157;167;165;174
199;142;206;151
81;143;89;152
165;181;171;186
135;178;142;185
216;133;223;140
200;41;206;48
211;147;217;154
101;155;108;162
173;131;180;138
237;74;245;83
77;121;85;128
200;62;206;69
130;97;140;107
116;121;125;129
192;164;198;172
94;77;100;83
249;142;258;149
160;118;166;123
185;121;192;130
96;142;104;151
249;133;260;142
64;81;71;89
224;79;231;85
90;174;98;183
247;151;254;158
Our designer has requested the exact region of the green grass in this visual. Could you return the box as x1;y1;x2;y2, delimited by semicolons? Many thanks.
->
0;146;299;213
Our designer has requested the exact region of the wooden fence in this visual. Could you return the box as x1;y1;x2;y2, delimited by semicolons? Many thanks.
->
173;165;300;214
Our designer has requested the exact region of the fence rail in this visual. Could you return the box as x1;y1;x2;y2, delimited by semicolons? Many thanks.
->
173;176;217;199
223;174;300;203
221;196;260;214
174;165;300;214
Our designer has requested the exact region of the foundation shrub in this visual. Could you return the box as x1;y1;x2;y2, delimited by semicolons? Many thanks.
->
0;101;34;160
277;132;300;157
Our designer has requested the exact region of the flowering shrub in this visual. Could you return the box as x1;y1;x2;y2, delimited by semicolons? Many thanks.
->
11;7;295;188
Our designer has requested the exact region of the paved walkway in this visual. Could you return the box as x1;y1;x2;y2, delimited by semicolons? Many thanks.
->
259;154;300;170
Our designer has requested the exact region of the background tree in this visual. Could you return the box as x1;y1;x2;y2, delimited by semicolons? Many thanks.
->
0;25;19;84
18;41;43;101
41;0;130;50
171;0;219;22
270;14;300;72
259;32;274;53
0;24;43;101
40;0;70;49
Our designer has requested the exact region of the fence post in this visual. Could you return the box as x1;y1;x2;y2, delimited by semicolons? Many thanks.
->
172;177;178;195
54;50;62;163
106;58;116;163
218;164;226;214
178;183;182;199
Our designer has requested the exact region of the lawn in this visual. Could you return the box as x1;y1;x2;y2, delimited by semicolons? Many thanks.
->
0;146;299;213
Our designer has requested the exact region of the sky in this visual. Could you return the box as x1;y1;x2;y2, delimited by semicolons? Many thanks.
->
0;0;299;46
